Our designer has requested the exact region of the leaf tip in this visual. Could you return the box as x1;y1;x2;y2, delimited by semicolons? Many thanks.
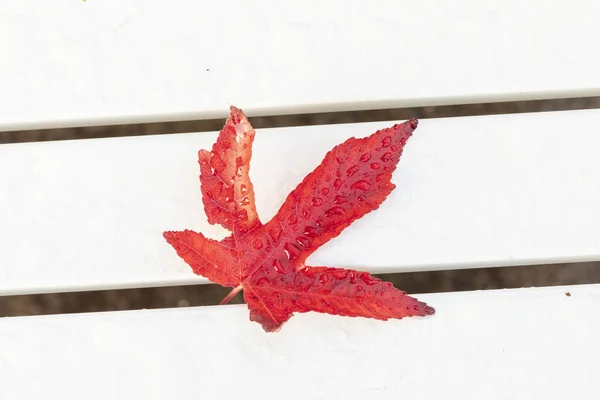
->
409;117;418;130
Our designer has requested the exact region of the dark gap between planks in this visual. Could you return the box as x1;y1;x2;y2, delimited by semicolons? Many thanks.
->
1;96;600;144
0;261;598;318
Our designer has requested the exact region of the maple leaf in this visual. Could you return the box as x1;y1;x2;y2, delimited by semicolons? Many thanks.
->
163;106;435;332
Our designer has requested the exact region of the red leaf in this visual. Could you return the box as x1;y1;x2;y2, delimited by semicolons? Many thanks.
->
164;106;434;332
198;106;260;235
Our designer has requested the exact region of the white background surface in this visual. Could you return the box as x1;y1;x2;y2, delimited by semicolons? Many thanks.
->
0;284;598;399
1;0;600;130
1;109;600;295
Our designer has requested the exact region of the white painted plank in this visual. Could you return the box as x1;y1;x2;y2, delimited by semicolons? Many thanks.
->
1;109;600;295
1;1;600;131
0;284;597;399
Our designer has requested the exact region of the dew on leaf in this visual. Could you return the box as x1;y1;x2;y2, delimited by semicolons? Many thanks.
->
334;195;348;205
325;206;345;217
287;214;298;225
346;165;360;177
360;153;371;162
304;226;319;237
381;152;392;162
256;277;269;286
381;136;392;148
350;180;371;191
296;236;311;247
333;179;343;190
370;163;380;170
301;206;311;219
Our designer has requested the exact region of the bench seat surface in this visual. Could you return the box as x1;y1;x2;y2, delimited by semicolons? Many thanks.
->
1;0;600;130
0;284;598;399
1;109;599;295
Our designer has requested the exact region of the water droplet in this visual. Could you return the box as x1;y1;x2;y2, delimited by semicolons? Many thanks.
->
239;197;250;206
265;246;272;252
350;180;371;191
355;285;363;292
334;195;348;205
360;153;371;162
333;179;343;190
320;188;329;195
325;175;331;182
390;145;398;152
236;166;243;177
336;171;341;177
273;259;283;272
336;156;344;164
311;197;323;206
325;206;345;217
346;165;359;177
284;242;301;259
301;206;311;219
376;301;383;307
304;226;319;237
315;218;324;227
413;305;421;311
236;156;244;167
357;195;366;202
370;163;380;170
252;239;263;250
319;274;329;284
381;136;392;147
240;184;248;195
256;277;269;286
375;147;381;152
381;152;392;162
287;214;298;225
296;236;311;247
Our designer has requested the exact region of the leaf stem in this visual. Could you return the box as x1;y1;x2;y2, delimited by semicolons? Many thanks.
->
220;285;243;305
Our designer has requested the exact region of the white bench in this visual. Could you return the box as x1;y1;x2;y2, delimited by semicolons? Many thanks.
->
1;1;600;398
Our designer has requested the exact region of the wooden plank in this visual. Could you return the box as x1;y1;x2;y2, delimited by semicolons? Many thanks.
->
1;109;600;295
1;1;600;131
0;284;597;399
